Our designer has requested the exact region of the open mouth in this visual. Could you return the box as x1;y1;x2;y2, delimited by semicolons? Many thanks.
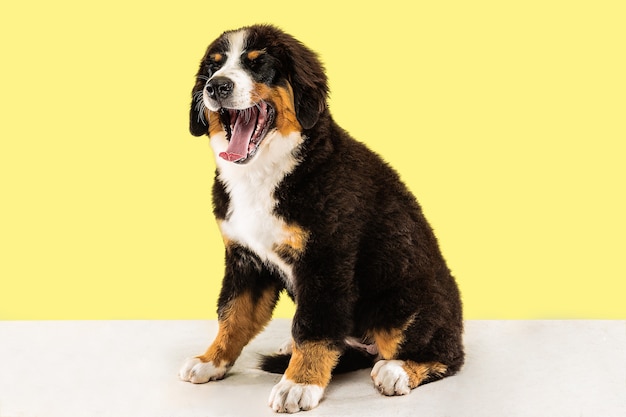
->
218;101;275;164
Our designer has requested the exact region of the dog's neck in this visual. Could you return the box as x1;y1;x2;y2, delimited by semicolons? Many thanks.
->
212;130;304;194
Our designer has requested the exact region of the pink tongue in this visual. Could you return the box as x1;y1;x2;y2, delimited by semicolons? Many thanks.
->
219;111;256;162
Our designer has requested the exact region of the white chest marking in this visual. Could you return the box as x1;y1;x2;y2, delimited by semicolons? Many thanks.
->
213;130;304;290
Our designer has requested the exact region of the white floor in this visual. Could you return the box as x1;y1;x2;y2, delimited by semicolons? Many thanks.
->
0;320;624;417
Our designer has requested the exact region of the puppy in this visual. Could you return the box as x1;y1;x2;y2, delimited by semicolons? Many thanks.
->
179;24;464;413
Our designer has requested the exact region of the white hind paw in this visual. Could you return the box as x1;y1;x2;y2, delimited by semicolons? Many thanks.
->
371;360;411;396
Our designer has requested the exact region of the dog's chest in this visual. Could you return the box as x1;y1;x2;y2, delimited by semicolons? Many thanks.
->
216;169;302;290
220;183;294;278
213;131;306;290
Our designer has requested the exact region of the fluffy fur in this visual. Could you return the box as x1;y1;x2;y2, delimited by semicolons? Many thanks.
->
179;24;464;413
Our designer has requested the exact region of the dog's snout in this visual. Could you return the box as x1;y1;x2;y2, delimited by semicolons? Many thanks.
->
206;76;234;100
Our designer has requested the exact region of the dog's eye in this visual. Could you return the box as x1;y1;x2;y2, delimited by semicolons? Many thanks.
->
202;53;225;76
209;62;220;72
245;52;275;77
244;50;267;68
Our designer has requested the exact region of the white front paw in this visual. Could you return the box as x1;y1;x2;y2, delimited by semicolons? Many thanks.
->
371;360;411;396
178;357;229;384
268;376;324;413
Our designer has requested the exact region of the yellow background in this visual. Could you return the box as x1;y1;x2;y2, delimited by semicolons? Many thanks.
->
1;1;624;319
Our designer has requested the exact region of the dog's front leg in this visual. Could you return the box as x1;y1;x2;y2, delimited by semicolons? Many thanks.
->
268;260;352;413
179;290;277;383
179;246;281;383
268;340;341;413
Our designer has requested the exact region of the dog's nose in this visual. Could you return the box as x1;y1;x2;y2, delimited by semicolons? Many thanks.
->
205;76;234;100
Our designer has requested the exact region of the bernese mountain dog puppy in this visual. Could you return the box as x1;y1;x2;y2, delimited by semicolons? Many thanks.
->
179;24;464;413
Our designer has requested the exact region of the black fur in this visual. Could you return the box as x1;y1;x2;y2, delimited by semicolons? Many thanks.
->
272;111;464;376
260;347;375;375
191;24;464;386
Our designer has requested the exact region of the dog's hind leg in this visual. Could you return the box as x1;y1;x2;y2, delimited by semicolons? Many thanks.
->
369;316;464;396
371;359;448;396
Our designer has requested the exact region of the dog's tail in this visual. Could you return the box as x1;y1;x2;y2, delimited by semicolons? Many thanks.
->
259;348;375;375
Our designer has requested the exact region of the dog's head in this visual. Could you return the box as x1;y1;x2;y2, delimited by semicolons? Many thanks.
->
190;25;328;164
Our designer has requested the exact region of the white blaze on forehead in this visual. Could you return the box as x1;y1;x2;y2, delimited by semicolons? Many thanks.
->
225;29;247;61
203;29;254;111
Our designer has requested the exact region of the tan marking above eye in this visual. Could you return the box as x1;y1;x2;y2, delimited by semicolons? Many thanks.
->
247;49;266;60
210;53;223;62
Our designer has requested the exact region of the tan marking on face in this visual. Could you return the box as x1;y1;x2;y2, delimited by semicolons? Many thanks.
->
252;83;302;136
402;360;448;388
284;341;341;387
197;289;277;367
371;314;417;359
247;49;265;60
208;110;223;136
210;53;223;62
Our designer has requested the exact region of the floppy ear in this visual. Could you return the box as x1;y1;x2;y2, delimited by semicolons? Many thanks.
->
292;78;327;130
189;78;209;136
287;41;329;130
